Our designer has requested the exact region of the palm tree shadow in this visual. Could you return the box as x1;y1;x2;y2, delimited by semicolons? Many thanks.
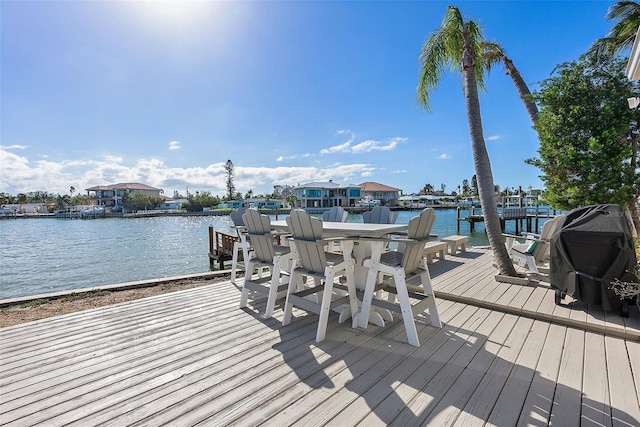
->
266;305;638;425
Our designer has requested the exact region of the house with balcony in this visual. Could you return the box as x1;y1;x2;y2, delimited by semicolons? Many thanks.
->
293;181;362;208
85;183;164;208
358;182;401;207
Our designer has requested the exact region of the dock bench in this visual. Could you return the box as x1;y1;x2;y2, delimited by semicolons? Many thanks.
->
423;241;447;264
209;230;241;269
441;235;469;255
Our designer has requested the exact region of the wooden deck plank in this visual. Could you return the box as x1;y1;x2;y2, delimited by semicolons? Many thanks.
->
549;327;584;427
453;316;535;426
521;285;550;314
398;310;509;425
516;323;566;427
606;335;640;425
626;340;640;414
433;259;495;298
1;296;248;392
581;332;612;427
353;304;489;426
484;320;551;427
325;302;473;426
254;312;442;426
505;283;537;312
418;310;515;426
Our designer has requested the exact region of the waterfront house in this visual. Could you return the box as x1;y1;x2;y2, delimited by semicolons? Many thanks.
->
86;183;164;208
293;181;362;208
358;181;401;207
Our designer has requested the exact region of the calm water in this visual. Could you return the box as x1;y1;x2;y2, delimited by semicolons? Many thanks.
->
0;209;544;300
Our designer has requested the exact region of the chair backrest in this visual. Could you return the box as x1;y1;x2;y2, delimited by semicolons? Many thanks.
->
363;206;397;224
286;209;327;274
322;206;348;222
534;214;566;261
230;207;246;227
402;208;436;274
242;209;275;263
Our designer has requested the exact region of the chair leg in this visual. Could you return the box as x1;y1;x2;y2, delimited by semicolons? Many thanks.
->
420;268;442;328
282;269;299;326
239;259;255;308
393;271;420;347
231;241;241;284
264;256;282;318
316;268;336;342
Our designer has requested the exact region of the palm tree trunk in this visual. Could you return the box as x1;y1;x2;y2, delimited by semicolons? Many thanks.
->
503;56;539;125
463;31;518;277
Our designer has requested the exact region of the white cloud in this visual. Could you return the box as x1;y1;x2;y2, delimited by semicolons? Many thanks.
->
169;140;182;150
438;154;451;160
0;147;378;197
321;135;406;155
320;140;352;154
0;145;28;150
486;135;501;141
275;153;313;162
101;154;124;163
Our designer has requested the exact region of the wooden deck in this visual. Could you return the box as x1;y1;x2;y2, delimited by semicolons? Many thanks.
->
2;249;640;426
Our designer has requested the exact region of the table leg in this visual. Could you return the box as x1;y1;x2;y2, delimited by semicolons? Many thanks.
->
355;241;386;329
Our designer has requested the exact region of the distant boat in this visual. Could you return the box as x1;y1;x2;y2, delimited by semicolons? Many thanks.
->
81;206;105;217
357;199;381;207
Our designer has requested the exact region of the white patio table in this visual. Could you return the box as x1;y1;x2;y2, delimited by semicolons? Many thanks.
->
270;220;408;327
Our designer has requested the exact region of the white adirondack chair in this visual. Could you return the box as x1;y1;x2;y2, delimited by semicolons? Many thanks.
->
230;207;251;284
361;208;442;347
282;209;359;343
363;206;397;224
504;214;565;278
239;209;292;318
322;206;348;222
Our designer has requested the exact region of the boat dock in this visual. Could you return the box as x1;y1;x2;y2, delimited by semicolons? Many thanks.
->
457;206;557;234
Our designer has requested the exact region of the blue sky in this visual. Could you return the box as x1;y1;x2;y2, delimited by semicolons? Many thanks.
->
0;1;617;198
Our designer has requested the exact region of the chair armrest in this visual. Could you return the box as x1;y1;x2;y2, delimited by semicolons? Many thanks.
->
502;233;524;239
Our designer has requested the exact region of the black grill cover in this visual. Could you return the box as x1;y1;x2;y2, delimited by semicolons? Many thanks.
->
550;204;637;312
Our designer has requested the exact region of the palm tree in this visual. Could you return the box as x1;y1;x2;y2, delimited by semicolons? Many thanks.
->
417;5;517;276
481;41;538;124
422;183;434;194
588;1;640;59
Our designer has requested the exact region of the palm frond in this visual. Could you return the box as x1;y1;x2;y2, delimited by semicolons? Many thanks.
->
589;1;640;58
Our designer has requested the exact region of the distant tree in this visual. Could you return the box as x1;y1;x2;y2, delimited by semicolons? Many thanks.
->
183;191;220;212
122;191;163;211
462;179;471;195
16;193;27;204
440;183;446;193
273;185;295;200
245;189;254;199
69;186;76;197
528;53;640;229
55;194;70;209
470;175;478;196
286;193;297;208
417;6;516;275
225;160;235;201
422;183;434;194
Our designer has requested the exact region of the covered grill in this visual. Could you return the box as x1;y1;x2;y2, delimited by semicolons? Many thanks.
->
550;204;637;314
